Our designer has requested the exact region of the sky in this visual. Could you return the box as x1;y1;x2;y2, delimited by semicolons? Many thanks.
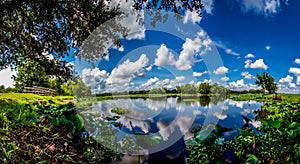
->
1;0;300;93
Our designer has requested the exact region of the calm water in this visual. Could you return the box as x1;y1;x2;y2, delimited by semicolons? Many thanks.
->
80;97;262;163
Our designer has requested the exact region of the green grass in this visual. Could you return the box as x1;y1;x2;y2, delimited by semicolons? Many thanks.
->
0;93;73;104
0;93;121;163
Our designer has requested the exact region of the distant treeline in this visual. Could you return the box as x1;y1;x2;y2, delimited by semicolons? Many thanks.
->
95;83;262;97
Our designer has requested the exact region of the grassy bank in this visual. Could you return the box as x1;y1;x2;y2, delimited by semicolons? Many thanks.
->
0;93;121;163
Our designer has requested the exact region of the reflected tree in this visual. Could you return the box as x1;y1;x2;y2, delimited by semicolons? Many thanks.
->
199;96;211;107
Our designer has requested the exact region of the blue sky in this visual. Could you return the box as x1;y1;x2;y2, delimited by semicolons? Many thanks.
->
1;0;300;93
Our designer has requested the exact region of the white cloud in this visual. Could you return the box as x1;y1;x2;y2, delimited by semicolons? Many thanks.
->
175;31;213;70
193;71;208;77
196;79;212;86
241;71;254;79
289;67;300;76
202;0;215;14
227;79;259;91
183;10;202;24
176;37;201;70
140;77;159;89
245;53;255;58
82;67;109;93
245;59;268;70
189;80;196;85
265;45;271;50
229;79;245;88
289;67;300;85
294;58;300;65
288;82;297;88
107;54;149;84
214;42;240;57
175;76;185;82
154;44;176;67
106;0;145;40
214;66;229;75
0;67;17;88
193;72;203;77
279;75;293;83
237;0;285;17
221;76;230;82
213;112;227;120
145;65;153;71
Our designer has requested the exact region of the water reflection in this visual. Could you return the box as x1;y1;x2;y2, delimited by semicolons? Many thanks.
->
79;97;262;163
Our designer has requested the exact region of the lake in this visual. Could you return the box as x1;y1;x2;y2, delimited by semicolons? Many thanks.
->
79;96;262;163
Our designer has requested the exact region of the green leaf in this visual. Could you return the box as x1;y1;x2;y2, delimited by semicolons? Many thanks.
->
74;114;84;130
238;128;254;137
268;120;281;129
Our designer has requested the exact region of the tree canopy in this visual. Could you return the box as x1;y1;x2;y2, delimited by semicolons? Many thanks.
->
255;72;278;94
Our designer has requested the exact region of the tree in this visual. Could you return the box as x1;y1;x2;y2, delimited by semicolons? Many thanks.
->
181;84;197;94
198;82;211;94
61;80;73;96
13;60;51;92
1;0;123;80
1;1;204;80
73;78;91;98
255;72;277;94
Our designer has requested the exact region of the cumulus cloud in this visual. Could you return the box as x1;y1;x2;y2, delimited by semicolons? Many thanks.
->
228;79;259;91
202;0;215;14
183;10;202;24
82;67;109;93
214;66;229;75
0;67;17;88
294;58;300;65
289;67;300;85
245;53;255;58
154;44;176;67
213;112;227;120
193;71;208;77
140;77;159;89
175;31;213;70
245;59;268;70
289;67;300;76
237;0;286;17
279;75;293;83
221;76;230;82
288;82;297;88
241;71;254;79
106;0;145;40
107;54;149;84
176;38;201;70
196;79;212;86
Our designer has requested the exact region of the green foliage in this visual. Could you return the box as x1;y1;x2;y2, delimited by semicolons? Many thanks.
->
73;78;92;98
13;61;51;92
255;72;278;94
198;82;211;94
187;99;300;163
186;124;232;163
180;84;197;94
0;85;16;93
111;108;132;115
0;98;121;163
211;83;229;96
